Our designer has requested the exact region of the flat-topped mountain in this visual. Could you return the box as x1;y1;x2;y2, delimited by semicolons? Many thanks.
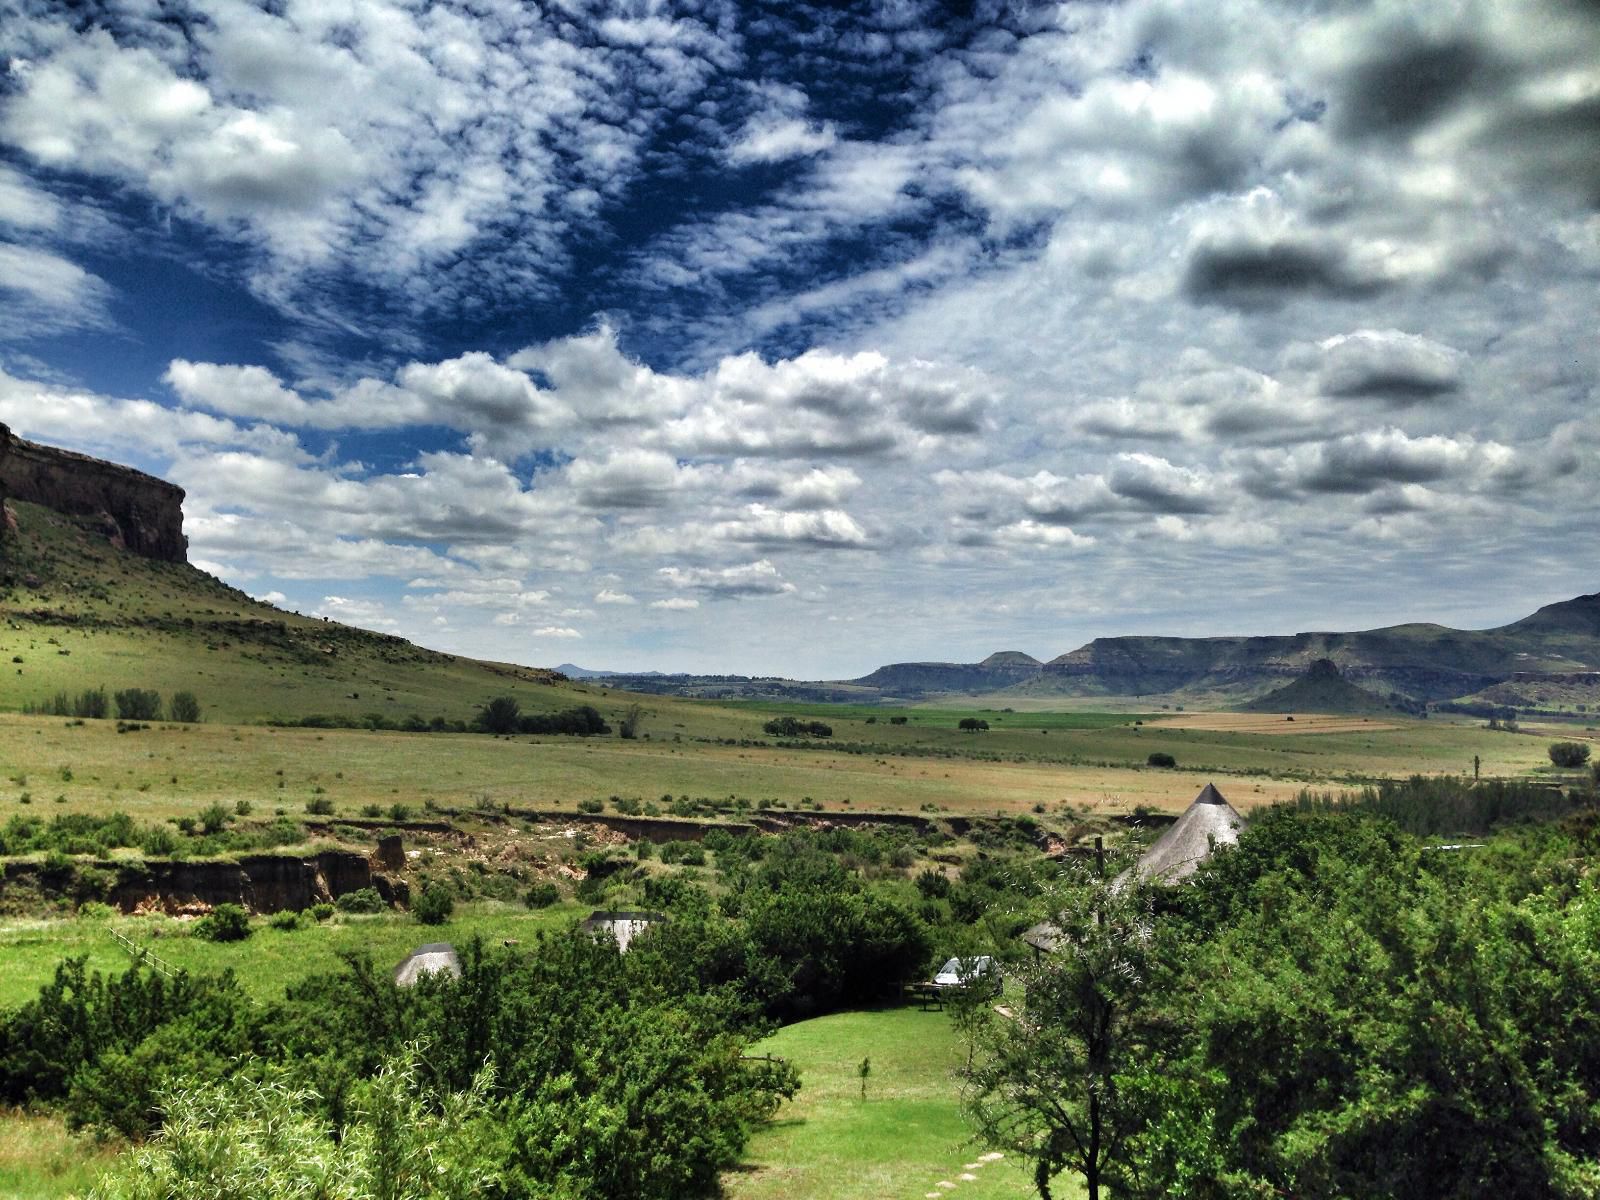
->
839;594;1600;711
0;422;187;562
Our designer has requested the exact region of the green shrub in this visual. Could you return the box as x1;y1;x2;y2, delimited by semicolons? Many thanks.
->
197;803;230;835
305;795;335;816
169;692;202;723
268;909;303;932
194;903;251;942
1550;741;1592;768
1147;752;1178;768
73;687;108;719
309;902;335;922
413;884;455;925
659;840;707;866
114;689;163;721
525;881;560;908
335;887;385;914
578;797;604;814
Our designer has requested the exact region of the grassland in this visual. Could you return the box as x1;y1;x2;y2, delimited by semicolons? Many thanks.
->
0;899;591;1011
724;1007;1053;1200
0;1110;120;1200
0;706;1559;836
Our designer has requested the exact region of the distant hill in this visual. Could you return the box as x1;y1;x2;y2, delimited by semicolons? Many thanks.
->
832;595;1600;712
1239;658;1408;715
853;651;1044;695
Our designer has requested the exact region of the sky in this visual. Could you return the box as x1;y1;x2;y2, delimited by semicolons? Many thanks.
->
0;0;1596;679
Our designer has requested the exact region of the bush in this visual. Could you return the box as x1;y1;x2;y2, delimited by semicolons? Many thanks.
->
578;798;604;814
309;902;335;922
268;909;303;932
763;716;833;738
73;687;108;720
413;883;455;925
889;715;908;725
915;867;951;899
194;903;251;942
305;795;335;816
660;840;707;866
525;881;560;908
1549;741;1592;768
197;803;230;834
169;692;202;723
335;887;386;914
958;717;989;732
1147;752;1178;768
114;689;163;721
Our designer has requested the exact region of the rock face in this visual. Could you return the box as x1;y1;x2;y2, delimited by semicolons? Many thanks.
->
92;851;408;914
0;422;187;562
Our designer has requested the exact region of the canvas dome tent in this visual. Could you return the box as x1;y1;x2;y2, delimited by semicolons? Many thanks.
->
394;942;462;987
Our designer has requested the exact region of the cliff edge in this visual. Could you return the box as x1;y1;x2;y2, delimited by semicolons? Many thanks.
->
0;422;187;562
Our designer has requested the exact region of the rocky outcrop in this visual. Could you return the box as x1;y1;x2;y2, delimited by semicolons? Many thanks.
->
0;422;187;562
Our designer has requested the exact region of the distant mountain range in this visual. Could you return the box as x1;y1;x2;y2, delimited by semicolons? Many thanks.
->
577;594;1600;713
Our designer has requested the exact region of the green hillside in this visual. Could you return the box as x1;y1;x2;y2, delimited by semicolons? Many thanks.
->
1239;658;1407;716
0;499;616;726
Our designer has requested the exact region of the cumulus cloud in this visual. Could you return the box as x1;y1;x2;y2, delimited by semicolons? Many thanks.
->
659;559;797;598
0;242;114;338
1314;330;1465;403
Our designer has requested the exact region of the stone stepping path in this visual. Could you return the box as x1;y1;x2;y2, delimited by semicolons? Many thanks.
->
922;1150;1005;1197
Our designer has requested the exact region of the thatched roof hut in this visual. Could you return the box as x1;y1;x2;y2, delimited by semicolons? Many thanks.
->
1020;783;1247;954
579;909;667;952
1116;782;1246;886
394;942;461;987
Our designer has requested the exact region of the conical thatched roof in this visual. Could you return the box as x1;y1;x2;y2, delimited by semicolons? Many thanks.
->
1117;782;1246;886
393;942;461;987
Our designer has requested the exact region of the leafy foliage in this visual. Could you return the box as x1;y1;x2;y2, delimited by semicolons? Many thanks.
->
1550;741;1592;768
762;716;833;738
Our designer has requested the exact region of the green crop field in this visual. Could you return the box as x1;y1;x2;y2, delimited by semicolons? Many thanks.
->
724;1007;1054;1200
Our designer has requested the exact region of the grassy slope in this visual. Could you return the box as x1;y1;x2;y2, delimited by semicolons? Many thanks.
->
0;1110;119;1200
0;500;636;726
0;900;587;1011
724;1007;1055;1200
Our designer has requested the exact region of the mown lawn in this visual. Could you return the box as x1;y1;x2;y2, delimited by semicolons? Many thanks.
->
724;1006;1066;1200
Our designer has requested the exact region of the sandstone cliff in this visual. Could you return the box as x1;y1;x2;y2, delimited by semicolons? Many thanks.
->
0;422;187;562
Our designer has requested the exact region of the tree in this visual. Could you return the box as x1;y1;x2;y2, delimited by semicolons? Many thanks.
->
473;696;521;735
960;869;1158;1200
169;692;201;723
413;884;454;926
114;689;162;721
1550;741;1592;769
959;717;989;732
619;703;644;740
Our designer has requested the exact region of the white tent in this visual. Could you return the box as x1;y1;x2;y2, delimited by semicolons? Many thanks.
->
393;942;461;986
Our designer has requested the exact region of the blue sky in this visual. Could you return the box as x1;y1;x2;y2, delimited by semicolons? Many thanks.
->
1;0;1597;677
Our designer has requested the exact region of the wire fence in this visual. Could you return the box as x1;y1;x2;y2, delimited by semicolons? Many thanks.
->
107;926;179;979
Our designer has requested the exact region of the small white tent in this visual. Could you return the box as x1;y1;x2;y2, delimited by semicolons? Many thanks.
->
393;942;462;987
